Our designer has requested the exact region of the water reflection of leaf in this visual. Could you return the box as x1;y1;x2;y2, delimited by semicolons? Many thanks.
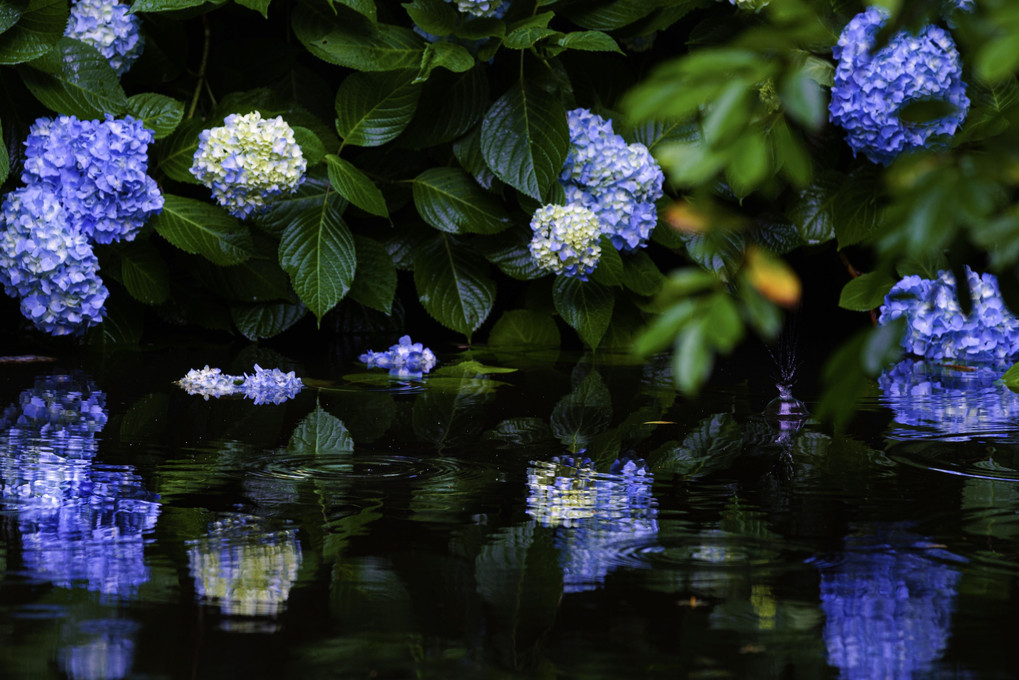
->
118;392;169;442
649;412;744;478
412;388;493;449
322;392;395;442
483;417;555;447
551;369;613;451
288;406;354;454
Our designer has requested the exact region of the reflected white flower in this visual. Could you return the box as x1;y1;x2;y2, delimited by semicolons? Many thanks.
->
59;619;139;680
187;514;302;622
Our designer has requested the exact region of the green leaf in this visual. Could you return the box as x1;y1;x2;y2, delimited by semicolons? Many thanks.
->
154;118;203;184
780;67;827;131
415;40;473;82
130;0;206;10
0;0;65;65
349;234;396;314
231;301;307;340
555;30;622;53
0;118;8;186
290;406;354;453
400;66;488;149
334;69;422;146
153;195;255;265
291;126;326;166
126;93;184;140
413;234;495;339
480;79;569;201
503;26;559;49
701;80;751;148
838;271;896;312
325;154;388;217
21;37;127;118
788;170;840;245
673;321;712;394
488;309;560;348
1002;362;1019;392
558;0;661;30
402;0;457;36
278;200;357;323
329;0;377;22
412;167;511;235
120;240;170;305
620;250;664;296
236;0;271;18
590;236;623;286
552;277;614;349
0;1;27;36
254;166;347;238
293;3;421;71
976;35;1019;84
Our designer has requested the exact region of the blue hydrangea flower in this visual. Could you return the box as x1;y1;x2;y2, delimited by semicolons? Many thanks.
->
176;366;243;400
445;0;508;18
241;364;303;405
879;359;1019;441
0;185;108;336
529;203;603;280
829;6;970;165
879;267;1019;362
190;112;307;219
22;115;163;244
820;529;963;680
65;0;144;75
561;109;664;251
187;514;302;620
359;335;438;378
526;455;658;592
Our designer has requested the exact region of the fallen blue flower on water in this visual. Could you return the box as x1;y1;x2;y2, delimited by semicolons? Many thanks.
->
359;335;437;378
176;364;303;404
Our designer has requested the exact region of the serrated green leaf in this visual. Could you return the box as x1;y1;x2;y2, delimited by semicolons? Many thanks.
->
153;195;255;265
403;0;457;35
412;167;511;234
488;309;560;347
838;271;896;312
415;40;473;82
349;234;396;314
552;277;614;349
21;37;127;118
413;234;495;339
555;30;622;53
278;200;356;323
291;126;326;166
328;0;376;22
591;237;623;286
474;228;545;280
503;26;559;49
254;166;347;238
236;0;271;18
154;118;203;184
620;250;664;296
290;406;354;453
788;171;839;245
121;240;170;305
480;79;569;201
0;0;65;65
293;3;420;71
231;301;306;340
0;1;27;36
334;69;422;146
126;92;184;140
325;154;388;217
558;0;661;30
130;0;206;10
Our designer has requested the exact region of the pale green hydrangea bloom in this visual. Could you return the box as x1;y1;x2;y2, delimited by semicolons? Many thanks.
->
528;203;602;280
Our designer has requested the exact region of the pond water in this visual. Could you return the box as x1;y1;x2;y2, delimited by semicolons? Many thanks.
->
2;343;1019;679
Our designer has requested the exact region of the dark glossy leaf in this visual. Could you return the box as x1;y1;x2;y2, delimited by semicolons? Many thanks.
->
349;234;396;314
413;234;495;339
153;195;255;265
552;277;614;349
0;0;65;65
838;271;896;312
290;406;354;453
334;69;422;147
120;240;170;305
293;4;421;71
326;154;388;217
412;167;511;234
488;309;560;348
126;92;184;140
231;301;307;340
21;37;127;118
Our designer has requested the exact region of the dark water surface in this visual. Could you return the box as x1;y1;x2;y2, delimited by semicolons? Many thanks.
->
2;345;1019;679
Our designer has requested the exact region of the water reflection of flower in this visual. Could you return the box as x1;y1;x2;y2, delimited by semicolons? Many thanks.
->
878;359;1019;440
0;375;160;597
59;618;139;680
187;514;302;624
526;456;658;592
819;530;963;679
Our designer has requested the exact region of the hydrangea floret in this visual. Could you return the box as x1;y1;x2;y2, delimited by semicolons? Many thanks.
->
65;0;144;75
176;366;243;400
529;203;602;280
0;185;108;336
190;112;307;219
360;335;438;378
560;108;664;251
445;0;507;18
879;267;1019;362
175;365;303;404
22;114;164;244
829;6;969;165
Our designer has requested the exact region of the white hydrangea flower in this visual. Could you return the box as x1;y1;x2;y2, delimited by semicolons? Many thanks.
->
528;204;602;280
190;112;307;219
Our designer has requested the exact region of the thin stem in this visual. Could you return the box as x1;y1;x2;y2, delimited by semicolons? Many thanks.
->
187;14;212;119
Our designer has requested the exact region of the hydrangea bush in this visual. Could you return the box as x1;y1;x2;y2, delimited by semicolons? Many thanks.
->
0;0;1016;419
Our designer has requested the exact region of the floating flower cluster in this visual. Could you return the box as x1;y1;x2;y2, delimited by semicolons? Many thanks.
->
0;374;161;598
879;359;1019;441
65;0;144;75
190;112;307;219
820;529;962;679
359;335;438;378
879;267;1019;362
560;108;664;252
175;364;303;404
526;455;658;592
186;514;303;621
829;6;969;165
23;115;163;244
528;203;603;280
0;186;108;336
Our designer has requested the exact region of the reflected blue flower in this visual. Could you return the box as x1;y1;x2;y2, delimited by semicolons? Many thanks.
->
0;374;160;598
820;530;963;679
879;359;1019;440
59;618;139;680
526;456;658;592
186;514;302;625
